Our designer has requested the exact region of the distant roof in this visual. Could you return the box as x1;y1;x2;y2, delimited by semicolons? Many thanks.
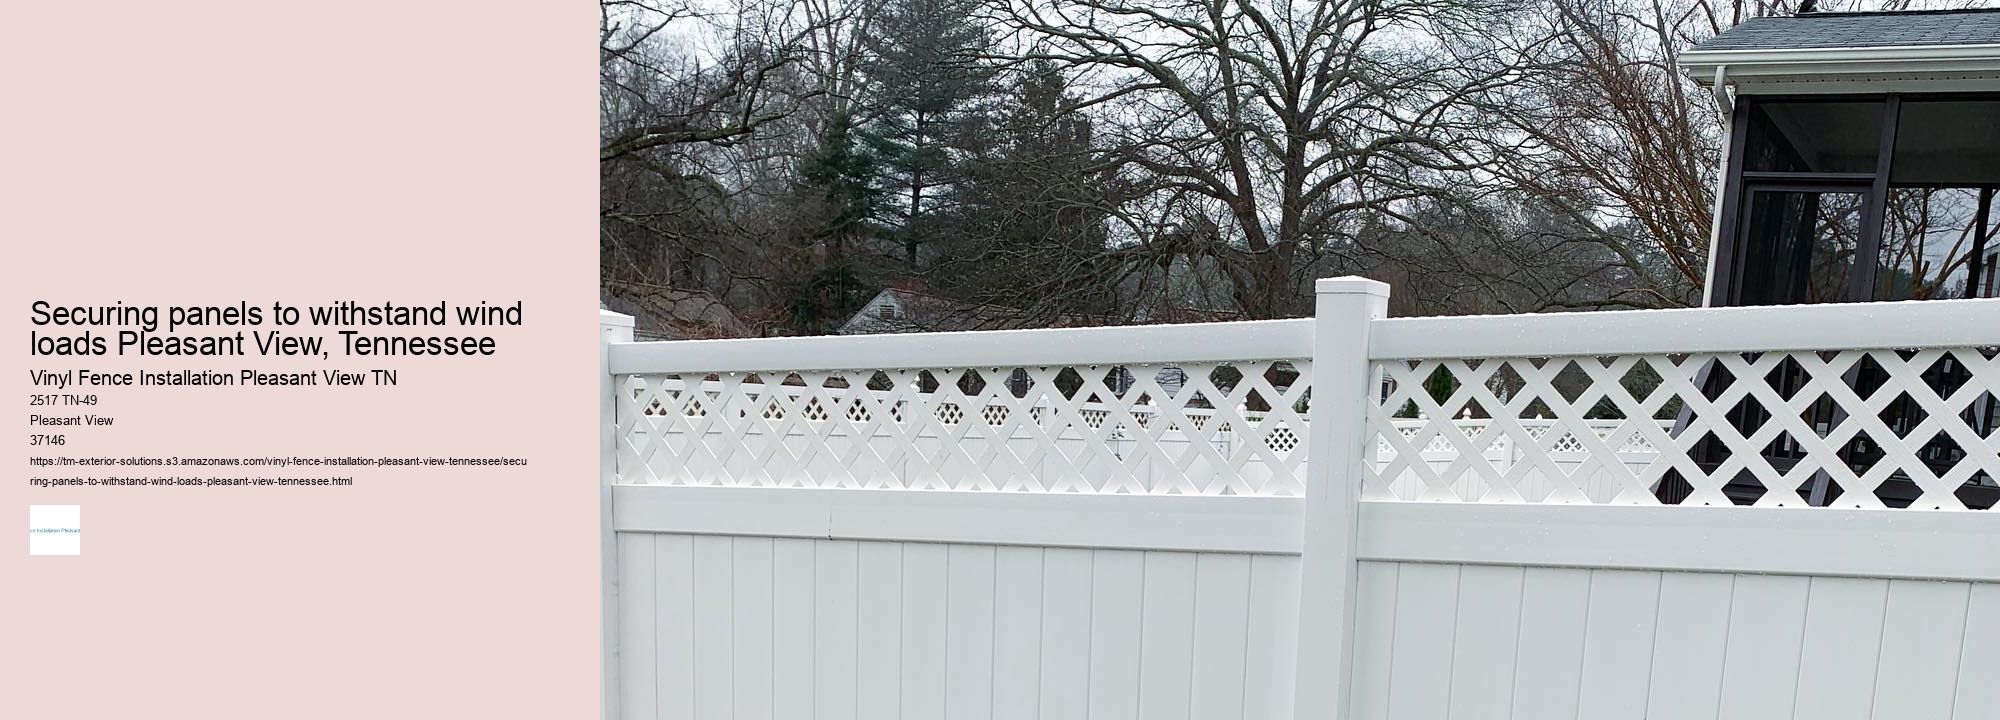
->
1691;9;2000;52
841;287;1101;335
600;282;748;340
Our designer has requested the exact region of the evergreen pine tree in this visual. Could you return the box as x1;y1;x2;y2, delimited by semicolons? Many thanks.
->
937;62;1117;318
859;0;994;270
787;110;883;334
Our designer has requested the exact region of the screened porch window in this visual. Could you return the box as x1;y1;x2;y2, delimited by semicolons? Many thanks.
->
1878;98;2000;301
1718;95;1999;307
1742;100;1884;174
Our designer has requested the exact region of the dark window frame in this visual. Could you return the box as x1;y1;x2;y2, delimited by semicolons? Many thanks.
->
1731;181;1871;306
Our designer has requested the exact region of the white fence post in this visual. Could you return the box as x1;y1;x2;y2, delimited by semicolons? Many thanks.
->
1294;276;1389;720
600;309;634;720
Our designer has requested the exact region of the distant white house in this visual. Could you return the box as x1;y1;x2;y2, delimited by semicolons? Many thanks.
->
840;283;1243;337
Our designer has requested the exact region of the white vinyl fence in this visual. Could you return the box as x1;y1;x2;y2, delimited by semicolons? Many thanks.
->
599;278;2000;720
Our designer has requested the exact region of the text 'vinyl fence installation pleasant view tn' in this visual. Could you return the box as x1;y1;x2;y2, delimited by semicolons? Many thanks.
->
598;277;2000;720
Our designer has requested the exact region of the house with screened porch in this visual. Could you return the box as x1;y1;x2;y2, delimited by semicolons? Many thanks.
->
1675;7;2000;508
595;8;2000;720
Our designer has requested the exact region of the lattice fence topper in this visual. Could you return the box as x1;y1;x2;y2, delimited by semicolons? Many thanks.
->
1366;348;2000;509
616;360;1311;495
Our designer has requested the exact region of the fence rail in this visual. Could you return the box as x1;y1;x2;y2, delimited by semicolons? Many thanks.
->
612;334;1313;495
1367;299;2000;510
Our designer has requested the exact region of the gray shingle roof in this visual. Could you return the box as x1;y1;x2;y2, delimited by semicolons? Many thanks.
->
1691;9;2000;52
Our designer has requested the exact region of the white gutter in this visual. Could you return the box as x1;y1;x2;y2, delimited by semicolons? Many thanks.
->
1680;42;1992;91
1708;65;1733;116
1700;64;1731;308
1679;43;2000;82
1683;42;2000;65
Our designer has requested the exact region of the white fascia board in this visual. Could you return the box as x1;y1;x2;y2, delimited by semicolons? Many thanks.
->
1680;43;2000;84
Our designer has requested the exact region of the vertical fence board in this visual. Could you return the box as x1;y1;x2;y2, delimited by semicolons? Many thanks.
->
944;544;997;720
901;544;949;720
1349;561;1400;720
1243;555;1301;720
619;534;658;720
692;536;736;720
1138;551;1199;720
1510;567;1591;720
656;535;696;720
857;541;904;720
1386;563;1461;720
1039;548;1095;720
1953;583;2000;720
1872;580;1970;720
1643;572;1734;720
733;538;776;720
813;540;860;720
1575;570;1663;720
771;539;816;720
992;546;1045;720
1446;564;1525;720
1716;574;1809;720
1087;550;1145;720
1793;577;1889;720
1190;553;1253;720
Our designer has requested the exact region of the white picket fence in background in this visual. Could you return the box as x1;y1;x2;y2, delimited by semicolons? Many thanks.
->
598;277;2000;720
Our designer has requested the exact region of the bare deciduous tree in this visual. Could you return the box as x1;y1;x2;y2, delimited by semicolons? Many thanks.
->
988;0;1543;317
1480;0;1977;309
